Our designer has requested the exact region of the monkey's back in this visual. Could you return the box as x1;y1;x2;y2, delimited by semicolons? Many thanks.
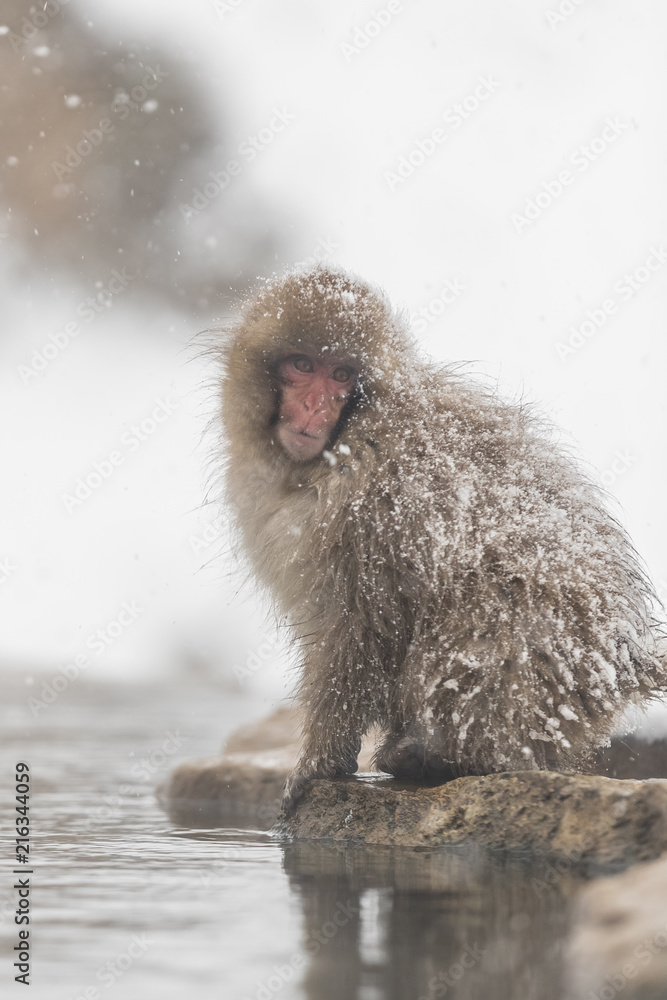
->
328;371;667;770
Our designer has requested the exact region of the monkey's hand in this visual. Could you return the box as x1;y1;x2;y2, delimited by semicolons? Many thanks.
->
281;750;360;815
281;768;315;815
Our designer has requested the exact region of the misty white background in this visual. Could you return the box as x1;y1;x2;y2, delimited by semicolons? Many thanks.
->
1;0;665;711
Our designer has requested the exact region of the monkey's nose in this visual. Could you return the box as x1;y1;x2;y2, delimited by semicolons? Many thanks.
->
303;393;326;413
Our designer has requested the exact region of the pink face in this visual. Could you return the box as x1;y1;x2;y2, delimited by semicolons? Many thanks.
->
275;354;356;461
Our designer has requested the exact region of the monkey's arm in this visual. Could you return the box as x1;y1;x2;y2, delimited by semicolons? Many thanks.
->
281;487;422;813
281;618;390;813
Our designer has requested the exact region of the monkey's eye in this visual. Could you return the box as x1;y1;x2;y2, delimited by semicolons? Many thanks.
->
332;366;353;383
292;356;314;373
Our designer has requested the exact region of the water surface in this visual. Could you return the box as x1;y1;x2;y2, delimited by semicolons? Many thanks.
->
1;674;588;999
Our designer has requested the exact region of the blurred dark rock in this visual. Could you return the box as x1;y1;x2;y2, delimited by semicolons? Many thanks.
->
162;749;291;829
160;707;667;867
566;853;667;1000
223;704;303;754
0;2;287;311
594;734;667;780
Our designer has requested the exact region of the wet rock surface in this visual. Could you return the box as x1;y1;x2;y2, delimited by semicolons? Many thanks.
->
276;770;667;868
159;707;667;869
566;853;667;1000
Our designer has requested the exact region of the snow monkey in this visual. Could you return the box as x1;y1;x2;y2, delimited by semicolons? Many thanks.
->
215;265;666;812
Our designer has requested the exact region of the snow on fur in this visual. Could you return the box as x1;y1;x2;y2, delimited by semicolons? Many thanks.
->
214;264;667;778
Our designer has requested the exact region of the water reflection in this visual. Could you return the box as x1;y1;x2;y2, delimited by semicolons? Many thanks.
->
1;674;586;1000
280;841;575;1000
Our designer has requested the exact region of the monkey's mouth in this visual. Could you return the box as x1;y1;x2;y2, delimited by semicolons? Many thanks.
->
277;423;328;461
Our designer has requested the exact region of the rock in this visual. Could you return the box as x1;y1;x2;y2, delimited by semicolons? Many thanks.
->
276;772;667;868
566;853;667;999
222;705;302;754
159;707;667;866
162;747;292;828
161;705;378;829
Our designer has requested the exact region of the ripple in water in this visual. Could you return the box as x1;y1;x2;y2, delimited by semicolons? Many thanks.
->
0;674;589;1000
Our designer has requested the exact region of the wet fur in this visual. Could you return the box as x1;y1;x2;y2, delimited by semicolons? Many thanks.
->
213;265;667;800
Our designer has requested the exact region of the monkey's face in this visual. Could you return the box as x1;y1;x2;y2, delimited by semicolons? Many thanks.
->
275;354;357;462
